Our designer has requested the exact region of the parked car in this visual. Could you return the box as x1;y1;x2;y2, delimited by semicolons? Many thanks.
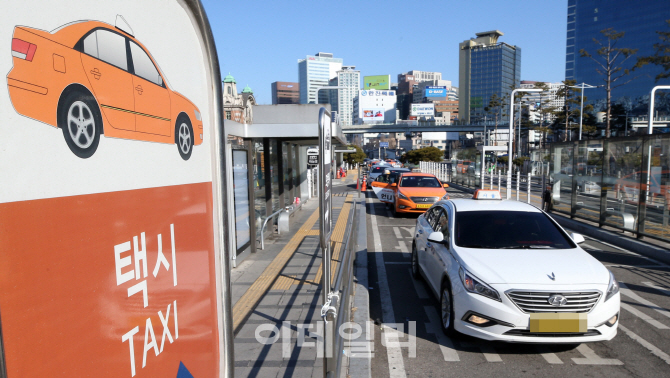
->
412;189;620;343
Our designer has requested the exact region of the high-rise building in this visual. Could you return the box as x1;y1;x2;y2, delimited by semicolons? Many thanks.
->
298;52;343;104
459;30;521;123
271;82;299;105
566;0;670;112
328;66;360;126
396;71;444;120
399;70;442;82
353;89;397;124
519;81;565;123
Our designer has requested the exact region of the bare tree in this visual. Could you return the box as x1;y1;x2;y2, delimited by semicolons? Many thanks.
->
580;28;638;138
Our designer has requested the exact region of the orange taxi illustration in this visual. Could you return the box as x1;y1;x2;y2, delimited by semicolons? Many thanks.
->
383;172;449;216
7;16;202;159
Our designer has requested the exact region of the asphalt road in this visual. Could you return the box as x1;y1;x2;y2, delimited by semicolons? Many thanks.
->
365;187;670;378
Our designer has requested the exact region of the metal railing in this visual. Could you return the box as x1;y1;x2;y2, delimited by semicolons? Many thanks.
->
258;206;292;250
322;196;358;378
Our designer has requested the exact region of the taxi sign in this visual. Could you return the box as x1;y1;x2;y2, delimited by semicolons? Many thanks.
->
473;189;502;200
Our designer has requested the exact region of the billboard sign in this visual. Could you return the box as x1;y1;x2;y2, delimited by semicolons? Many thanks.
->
411;103;435;116
363;75;391;90
425;86;447;98
362;108;385;121
0;2;226;377
380;142;389;148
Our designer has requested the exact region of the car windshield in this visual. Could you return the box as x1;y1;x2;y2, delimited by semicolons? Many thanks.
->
455;210;575;249
399;176;441;188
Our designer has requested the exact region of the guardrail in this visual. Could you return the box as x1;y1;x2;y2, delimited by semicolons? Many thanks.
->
324;196;358;377
258;206;292;250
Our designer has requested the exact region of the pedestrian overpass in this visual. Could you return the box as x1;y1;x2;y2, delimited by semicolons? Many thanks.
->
342;123;491;134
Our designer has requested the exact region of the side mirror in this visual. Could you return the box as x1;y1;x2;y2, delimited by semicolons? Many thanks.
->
571;232;586;244
391;183;397;187
427;231;446;244
443;183;449;188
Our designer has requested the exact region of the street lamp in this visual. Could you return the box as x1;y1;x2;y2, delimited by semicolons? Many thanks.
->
568;83;596;140
507;88;542;199
648;85;670;134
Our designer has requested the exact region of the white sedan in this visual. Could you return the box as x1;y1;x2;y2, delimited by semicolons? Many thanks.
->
412;190;620;343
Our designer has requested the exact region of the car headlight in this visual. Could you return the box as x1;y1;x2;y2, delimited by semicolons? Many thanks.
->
605;270;619;302
194;109;202;121
459;267;500;301
398;191;409;200
441;193;449;200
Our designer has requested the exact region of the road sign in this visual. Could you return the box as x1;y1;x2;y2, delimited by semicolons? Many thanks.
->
308;153;318;165
320;110;332;242
380;142;389;148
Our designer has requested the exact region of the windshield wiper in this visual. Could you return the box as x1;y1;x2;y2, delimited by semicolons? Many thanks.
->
499;245;554;249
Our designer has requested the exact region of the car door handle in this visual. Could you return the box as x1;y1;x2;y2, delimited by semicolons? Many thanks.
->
135;85;143;95
90;68;101;80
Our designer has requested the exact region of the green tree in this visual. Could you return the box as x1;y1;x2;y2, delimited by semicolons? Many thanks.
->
551;80;581;141
580;28;638;138
343;145;366;165
532;82;554;148
636;20;670;82
513;156;529;167
400;147;443;165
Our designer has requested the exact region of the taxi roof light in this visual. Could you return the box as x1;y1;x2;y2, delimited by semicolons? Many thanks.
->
473;189;502;200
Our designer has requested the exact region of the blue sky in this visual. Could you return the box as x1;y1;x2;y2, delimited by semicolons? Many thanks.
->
202;0;567;105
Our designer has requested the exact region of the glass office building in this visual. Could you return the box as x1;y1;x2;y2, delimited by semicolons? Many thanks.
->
469;43;521;122
566;0;670;112
298;52;343;104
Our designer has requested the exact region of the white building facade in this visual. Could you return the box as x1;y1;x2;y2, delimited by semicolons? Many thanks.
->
519;81;565;124
353;90;397;124
298;52;343;104
328;66;360;126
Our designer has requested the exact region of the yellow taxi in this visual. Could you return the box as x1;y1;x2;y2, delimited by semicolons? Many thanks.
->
380;172;449;216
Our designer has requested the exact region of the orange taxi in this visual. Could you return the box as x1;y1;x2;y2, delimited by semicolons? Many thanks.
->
7;17;202;159
380;172;449;216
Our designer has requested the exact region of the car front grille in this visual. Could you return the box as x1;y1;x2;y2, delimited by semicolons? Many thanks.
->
410;196;439;203
503;329;601;337
506;291;601;313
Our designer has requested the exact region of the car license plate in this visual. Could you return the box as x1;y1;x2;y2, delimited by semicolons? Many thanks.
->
416;204;431;209
529;313;587;333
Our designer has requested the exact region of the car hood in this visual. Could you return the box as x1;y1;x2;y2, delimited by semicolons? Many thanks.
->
454;247;609;285
398;187;447;198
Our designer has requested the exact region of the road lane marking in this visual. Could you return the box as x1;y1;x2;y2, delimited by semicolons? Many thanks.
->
535;346;563;364
571;344;623;365
620;283;670;319
620;302;669;329
461;342;502;362
408;269;429;299
395;240;409;254
619;324;670;365
369;198;407;378
423;306;459;361
401;226;414;238
393;227;403;239
642;281;670;297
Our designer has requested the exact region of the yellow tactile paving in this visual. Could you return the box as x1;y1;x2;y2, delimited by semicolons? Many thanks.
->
232;208;319;332
270;274;296;291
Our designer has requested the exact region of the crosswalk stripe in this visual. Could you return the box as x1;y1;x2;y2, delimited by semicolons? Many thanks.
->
620;283;670;320
620;302;669;329
572;344;623;365
423;306;459;361
535;346;563;364
642;281;670;297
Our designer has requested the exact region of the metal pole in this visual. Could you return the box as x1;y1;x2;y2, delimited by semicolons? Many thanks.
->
648;86;670;135
528;173;533;204
508;88;542;199
516;171;520;201
579;85;584;141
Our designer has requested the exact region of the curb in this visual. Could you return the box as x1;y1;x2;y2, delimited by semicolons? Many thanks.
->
446;181;670;266
348;196;371;378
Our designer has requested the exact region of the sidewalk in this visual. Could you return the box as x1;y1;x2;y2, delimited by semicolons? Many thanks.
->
231;192;356;378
